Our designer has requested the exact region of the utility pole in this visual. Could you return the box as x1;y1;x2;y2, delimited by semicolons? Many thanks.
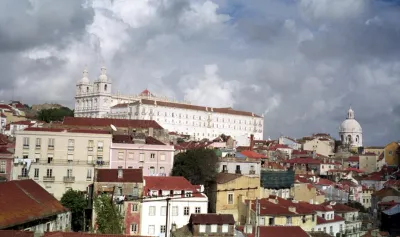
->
165;197;171;237
255;198;260;237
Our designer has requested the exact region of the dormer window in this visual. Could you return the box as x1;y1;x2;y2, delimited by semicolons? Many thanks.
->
185;191;192;197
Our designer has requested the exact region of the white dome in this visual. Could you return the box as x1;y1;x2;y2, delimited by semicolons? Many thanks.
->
79;68;90;84
339;119;362;133
98;66;108;82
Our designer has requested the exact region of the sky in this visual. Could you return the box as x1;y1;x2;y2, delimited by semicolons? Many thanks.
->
1;0;400;145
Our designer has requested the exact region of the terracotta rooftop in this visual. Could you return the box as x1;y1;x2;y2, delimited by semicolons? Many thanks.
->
44;232;150;237
243;226;310;237
241;150;266;159
62;117;163;129
347;156;360;162
0;180;68;229
143;176;202;197
22;127;111;134
126;99;263;118
317;215;345;224
96;169;143;183
283;157;322;165
0;230;35;237
216;173;242;184
189;214;235;225
322;202;358;213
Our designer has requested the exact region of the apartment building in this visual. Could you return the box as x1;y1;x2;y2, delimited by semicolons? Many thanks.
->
13;127;112;199
110;134;175;176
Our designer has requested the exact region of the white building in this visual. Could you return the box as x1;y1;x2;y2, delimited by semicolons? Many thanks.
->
339;107;363;148
314;204;345;236
141;176;208;237
0;112;6;134
74;67;264;141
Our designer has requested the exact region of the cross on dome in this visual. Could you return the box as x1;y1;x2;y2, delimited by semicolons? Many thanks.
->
347;106;354;119
101;66;107;75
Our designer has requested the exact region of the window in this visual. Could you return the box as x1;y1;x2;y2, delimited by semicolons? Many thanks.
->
34;153;40;162
330;226;333;233
87;169;92;179
88;140;94;151
68;139;74;151
150;153;155;159
128;153;134;159
97;141;104;151
48;138;55;148
34;168;39;178
149;206;155;216
118;152;124;160
269;217;275;225
160;154;166;161
184;206;189;216
139;153;144;162
0;161;5;173
47;154;53;164
210;224;217;233
149;166;155;175
23;137;30;148
36;138;41;148
322;214;325;219
21;167;28;177
286;216;292;225
148;225;155;235
172;206;178;216
130;223;138;234
228;193;234;204
128;166;133;169
87;155;93;164
67;169;73;177
161;206;166;216
312;214;315;222
46;169;53;177
160;225;166;233
199;225;206;233
195;207;201;214
222;224;229;233
67;154;73;161
159;167;165;174
389;151;393;155
132;204;138;212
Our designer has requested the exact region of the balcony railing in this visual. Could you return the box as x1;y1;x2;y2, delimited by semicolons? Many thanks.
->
63;176;75;183
23;145;29;149
48;145;54;150
43;176;55;182
18;175;29;180
15;158;109;166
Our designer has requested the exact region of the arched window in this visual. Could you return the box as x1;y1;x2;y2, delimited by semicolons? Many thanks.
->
149;166;155;175
347;135;352;143
356;135;359;142
104;84;107;91
86;87;89;93
341;135;344;142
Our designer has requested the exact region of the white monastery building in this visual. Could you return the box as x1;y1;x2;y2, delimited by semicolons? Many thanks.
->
74;67;264;140
339;107;363;148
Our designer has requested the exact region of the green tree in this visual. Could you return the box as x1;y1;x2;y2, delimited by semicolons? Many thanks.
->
93;194;124;234
171;148;219;185
347;201;367;213
36;107;74;122
60;189;87;232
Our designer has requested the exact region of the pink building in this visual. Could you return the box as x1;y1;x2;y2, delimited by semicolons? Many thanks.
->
110;135;175;176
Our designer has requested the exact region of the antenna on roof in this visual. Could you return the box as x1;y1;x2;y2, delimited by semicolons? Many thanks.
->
110;124;117;134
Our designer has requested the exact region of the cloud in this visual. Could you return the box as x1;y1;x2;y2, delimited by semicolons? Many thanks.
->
1;0;400;145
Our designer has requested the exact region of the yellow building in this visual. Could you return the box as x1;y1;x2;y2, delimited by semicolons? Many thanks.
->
245;197;317;231
384;142;399;166
291;183;325;204
210;173;262;223
363;146;384;156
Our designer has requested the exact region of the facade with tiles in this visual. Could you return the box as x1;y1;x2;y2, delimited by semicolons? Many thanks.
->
74;67;264;141
12;127;112;199
110;142;175;176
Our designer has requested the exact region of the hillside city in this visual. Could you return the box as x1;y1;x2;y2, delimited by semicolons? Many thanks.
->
0;68;399;237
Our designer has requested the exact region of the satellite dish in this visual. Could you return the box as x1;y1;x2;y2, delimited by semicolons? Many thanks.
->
110;124;117;132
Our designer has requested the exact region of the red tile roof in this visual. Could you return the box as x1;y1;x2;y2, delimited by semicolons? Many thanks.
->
132;99;262;118
189;214;235;225
245;226;310;237
22;127;111;134
44;232;150;237
0;180;68;229
268;144;291;151
10;120;35;126
0;104;12;110
348;156;360;162
322;202;358;212
96;169;143;183
317;215;345;224
62;117;164;129
0;147;13;154
249;196;315;215
284;157;321;165
241;150;266;159
0;230;35;237
383;180;400;188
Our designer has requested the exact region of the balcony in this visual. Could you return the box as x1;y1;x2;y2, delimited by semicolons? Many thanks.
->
18;175;30;180
23;145;29;149
43;176;55;182
48;145;54;150
35;145;41;149
63;176;75;183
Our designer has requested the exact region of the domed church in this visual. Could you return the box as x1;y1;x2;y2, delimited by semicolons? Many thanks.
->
339;107;363;148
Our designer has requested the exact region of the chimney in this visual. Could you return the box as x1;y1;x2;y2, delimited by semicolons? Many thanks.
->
118;168;123;179
250;134;254;151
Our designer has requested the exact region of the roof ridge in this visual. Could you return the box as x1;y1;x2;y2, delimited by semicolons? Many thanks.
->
15;182;41;205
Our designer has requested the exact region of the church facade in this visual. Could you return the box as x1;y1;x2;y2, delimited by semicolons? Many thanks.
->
339;107;363;148
74;67;264;140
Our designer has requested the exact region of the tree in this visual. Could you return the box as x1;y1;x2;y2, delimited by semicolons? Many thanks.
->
36;106;74;122
171;148;219;185
347;201;367;213
93;194;124;234
60;189;87;232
